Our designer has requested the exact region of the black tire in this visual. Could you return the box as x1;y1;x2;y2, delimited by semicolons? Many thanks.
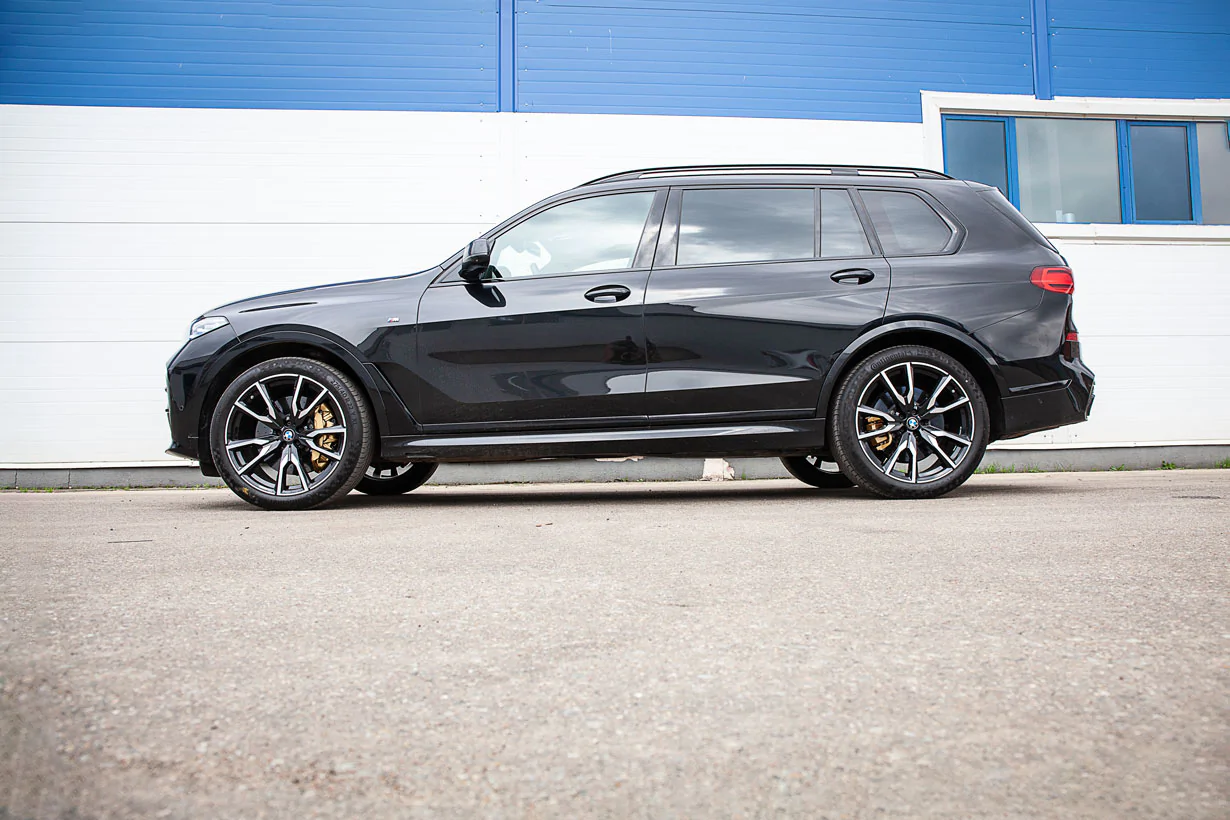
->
209;357;374;510
829;345;989;499
780;455;855;489
356;462;438;496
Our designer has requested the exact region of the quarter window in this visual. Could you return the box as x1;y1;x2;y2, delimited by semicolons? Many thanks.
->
859;190;953;256
820;189;872;258
676;188;814;266
490;192;654;278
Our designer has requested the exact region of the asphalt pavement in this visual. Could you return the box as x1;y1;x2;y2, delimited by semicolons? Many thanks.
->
1;471;1227;818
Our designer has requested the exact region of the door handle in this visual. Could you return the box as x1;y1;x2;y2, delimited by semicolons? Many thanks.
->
584;285;632;303
831;268;876;285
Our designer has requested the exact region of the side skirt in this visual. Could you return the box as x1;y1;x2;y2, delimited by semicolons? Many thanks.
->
381;419;828;463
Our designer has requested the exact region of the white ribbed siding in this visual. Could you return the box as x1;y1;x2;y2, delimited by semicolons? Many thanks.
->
1;103;1227;466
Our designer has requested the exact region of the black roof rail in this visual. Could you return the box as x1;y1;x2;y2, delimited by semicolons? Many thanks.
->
583;164;953;186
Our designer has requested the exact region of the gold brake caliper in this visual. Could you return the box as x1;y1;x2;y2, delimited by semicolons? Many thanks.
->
863;415;893;452
311;402;338;471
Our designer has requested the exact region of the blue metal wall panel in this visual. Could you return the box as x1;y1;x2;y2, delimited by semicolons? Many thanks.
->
1049;0;1230;99
514;0;1035;122
0;0;498;110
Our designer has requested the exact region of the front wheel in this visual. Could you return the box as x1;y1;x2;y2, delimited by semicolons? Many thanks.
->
780;455;854;489
209;357;374;510
356;462;438;496
828;345;989;499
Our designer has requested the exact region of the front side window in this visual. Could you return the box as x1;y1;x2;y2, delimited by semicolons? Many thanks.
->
490;192;654;279
676;188;814;266
860;190;953;256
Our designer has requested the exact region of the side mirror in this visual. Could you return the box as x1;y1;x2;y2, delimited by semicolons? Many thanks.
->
459;238;493;282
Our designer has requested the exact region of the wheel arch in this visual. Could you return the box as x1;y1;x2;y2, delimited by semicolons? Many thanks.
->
196;330;412;471
819;321;1006;442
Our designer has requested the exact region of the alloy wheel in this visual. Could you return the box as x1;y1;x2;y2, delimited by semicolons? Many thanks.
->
366;462;415;480
223;373;348;496
855;361;975;484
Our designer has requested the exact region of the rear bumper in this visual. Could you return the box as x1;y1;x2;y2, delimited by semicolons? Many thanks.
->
999;359;1095;440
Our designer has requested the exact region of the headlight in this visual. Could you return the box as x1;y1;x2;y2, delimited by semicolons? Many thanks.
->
188;316;229;339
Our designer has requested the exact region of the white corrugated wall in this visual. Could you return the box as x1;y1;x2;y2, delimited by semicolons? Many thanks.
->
1;103;1227;466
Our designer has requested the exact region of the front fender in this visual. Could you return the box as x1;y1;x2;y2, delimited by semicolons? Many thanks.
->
202;327;418;441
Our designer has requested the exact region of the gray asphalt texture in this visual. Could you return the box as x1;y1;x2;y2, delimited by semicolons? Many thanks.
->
2;471;1227;819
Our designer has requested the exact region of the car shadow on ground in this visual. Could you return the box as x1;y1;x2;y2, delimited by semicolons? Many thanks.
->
190;479;1076;512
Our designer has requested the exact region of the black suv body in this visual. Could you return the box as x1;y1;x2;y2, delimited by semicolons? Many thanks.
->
167;165;1094;508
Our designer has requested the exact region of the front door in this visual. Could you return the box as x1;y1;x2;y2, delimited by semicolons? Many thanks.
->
643;186;890;420
414;190;662;429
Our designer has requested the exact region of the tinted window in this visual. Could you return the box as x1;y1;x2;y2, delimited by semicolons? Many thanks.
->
860;190;953;256
677;188;814;266
820;189;871;258
1017;118;1121;223
944;118;1009;196
491;192;654;278
1197;122;1230;224
1130;124;1192;222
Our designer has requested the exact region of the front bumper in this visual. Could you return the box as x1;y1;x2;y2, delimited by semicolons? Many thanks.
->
165;324;240;471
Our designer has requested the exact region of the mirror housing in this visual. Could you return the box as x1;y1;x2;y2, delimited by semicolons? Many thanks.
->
459;238;493;282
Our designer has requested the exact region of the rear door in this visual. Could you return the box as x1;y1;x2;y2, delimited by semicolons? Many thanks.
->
642;185;890;420
413;190;664;429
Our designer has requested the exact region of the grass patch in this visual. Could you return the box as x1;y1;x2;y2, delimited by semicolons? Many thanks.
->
976;463;1014;474
1109;464;1129;471
1215;457;1230;469
1160;461;1180;471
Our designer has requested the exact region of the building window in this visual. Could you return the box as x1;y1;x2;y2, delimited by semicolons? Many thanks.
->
943;115;1230;225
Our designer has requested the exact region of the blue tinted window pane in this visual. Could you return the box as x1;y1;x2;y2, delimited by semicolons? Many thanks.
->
1196;122;1230;224
944;118;1009;195
1130;125;1192;222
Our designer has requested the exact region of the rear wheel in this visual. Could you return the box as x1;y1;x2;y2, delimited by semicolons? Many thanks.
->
829;345;988;499
780;455;854;489
356;462;438;496
209;357;373;510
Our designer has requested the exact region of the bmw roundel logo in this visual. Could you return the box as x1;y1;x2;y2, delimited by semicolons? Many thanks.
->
905;417;920;431
281;429;296;442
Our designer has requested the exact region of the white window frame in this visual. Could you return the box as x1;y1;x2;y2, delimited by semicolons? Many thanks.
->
921;91;1230;243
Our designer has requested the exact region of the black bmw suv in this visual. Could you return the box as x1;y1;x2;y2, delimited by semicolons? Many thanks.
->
167;164;1094;510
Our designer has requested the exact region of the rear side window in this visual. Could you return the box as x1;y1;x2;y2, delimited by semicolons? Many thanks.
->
677;188;814;266
820;189;872;258
860;190;953;256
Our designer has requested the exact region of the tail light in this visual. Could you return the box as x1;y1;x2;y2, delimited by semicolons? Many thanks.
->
1063;330;1080;361
1031;266;1075;294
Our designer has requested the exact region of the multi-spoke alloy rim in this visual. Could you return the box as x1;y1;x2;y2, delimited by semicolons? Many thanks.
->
366;462;416;480
801;455;843;474
855;361;974;485
223;374;347;496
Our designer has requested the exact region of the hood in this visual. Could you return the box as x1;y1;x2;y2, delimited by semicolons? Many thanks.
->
206;266;442;320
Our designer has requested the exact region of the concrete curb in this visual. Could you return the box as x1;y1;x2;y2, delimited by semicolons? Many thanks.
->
4;445;1228;489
